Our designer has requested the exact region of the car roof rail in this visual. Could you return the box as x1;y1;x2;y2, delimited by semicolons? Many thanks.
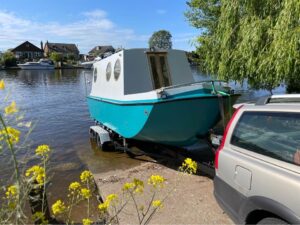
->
256;94;300;105
255;96;271;105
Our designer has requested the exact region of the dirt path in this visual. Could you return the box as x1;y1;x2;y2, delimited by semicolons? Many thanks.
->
93;162;233;224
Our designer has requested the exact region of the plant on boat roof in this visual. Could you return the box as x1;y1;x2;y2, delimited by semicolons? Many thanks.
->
149;30;173;50
185;0;300;94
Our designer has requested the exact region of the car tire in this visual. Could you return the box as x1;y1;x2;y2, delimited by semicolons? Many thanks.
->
257;217;288;225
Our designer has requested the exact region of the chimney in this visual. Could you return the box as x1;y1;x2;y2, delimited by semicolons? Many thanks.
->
40;41;44;51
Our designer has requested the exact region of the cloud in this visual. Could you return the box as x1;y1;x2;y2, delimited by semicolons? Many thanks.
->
156;9;167;15
0;10;143;53
82;9;107;18
0;10;196;53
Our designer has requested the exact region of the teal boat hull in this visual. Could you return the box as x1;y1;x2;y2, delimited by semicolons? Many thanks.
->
87;93;237;147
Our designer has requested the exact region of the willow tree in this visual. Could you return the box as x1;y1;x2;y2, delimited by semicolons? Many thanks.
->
186;0;300;93
185;0;221;68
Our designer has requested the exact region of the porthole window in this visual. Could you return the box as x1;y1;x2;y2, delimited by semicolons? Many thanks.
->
114;59;121;80
93;67;97;83
106;62;112;81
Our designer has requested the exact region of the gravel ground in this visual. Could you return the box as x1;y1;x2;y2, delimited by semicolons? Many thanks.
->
93;162;233;224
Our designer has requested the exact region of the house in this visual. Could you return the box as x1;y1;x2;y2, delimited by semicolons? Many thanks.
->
11;41;43;60
88;45;115;58
44;41;80;59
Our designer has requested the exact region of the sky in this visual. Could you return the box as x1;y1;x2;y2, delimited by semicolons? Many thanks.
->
0;0;200;53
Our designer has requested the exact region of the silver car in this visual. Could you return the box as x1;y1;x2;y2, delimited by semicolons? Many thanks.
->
214;94;300;224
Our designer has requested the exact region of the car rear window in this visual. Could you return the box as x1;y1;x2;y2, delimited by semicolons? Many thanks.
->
231;111;300;166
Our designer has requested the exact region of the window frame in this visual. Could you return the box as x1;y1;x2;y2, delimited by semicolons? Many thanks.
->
146;52;172;89
230;110;300;167
114;59;121;81
106;62;112;81
93;67;97;83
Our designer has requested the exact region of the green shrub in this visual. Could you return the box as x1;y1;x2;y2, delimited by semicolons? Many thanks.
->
2;51;17;67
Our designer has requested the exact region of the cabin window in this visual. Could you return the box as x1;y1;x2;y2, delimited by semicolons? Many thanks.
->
106;62;112;81
147;53;171;89
93;67;97;83
114;59;121;80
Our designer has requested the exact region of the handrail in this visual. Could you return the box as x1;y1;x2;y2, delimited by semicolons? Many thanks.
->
159;80;228;91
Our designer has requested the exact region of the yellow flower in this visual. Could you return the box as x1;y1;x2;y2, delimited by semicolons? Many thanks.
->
32;212;48;225
26;165;45;185
35;145;50;157
123;178;144;193
133;178;144;193
8;202;17;210
2;127;21;144
52;200;66;215
69;182;81;192
5;101;18;115
98;201;109;213
82;218;93;225
106;193;118;202
80;188;91;199
123;182;135;191
180;158;197;174
0;79;5;90
152;200;163;208
80;170;93;183
5;185;17;198
148;175;165;188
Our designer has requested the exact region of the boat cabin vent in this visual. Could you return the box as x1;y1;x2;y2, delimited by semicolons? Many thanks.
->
147;52;171;89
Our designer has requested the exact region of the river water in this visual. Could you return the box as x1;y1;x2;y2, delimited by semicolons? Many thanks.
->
0;67;285;202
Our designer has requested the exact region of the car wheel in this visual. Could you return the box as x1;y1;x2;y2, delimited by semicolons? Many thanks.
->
257;217;288;225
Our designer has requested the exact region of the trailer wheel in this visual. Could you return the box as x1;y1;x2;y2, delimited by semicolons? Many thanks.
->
96;134;102;148
102;141;114;151
89;129;95;139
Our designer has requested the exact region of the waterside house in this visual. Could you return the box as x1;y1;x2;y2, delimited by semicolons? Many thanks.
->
44;42;80;60
11;41;43;60
88;45;115;58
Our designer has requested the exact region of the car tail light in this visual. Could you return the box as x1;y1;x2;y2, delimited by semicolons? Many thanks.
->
215;105;243;169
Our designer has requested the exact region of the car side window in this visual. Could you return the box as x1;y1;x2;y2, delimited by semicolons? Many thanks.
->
231;111;300;166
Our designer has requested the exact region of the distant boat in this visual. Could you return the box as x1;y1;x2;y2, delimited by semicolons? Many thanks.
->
18;59;55;70
87;48;239;147
80;56;103;69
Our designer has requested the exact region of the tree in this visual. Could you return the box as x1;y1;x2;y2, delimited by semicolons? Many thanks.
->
49;52;63;63
67;54;76;61
186;0;300;93
1;51;17;67
185;0;221;67
149;30;172;49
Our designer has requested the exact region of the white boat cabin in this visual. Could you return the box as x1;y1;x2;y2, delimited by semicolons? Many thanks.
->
90;48;194;100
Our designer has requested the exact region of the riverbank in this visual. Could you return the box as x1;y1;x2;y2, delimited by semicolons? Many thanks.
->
0;66;85;70
93;161;233;224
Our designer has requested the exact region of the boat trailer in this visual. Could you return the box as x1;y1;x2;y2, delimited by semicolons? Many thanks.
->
89;123;222;177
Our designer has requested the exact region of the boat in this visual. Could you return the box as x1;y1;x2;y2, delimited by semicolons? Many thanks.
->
18;59;55;70
80;57;102;69
87;48;239;147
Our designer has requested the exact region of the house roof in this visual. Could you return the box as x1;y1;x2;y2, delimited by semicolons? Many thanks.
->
45;42;79;54
11;41;43;52
88;45;114;55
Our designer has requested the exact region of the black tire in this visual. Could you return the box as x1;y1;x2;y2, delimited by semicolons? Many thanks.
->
96;134;102;148
102;141;114;151
257;217;288;225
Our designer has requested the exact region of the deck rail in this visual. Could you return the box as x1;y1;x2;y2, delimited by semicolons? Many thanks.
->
159;80;229;92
